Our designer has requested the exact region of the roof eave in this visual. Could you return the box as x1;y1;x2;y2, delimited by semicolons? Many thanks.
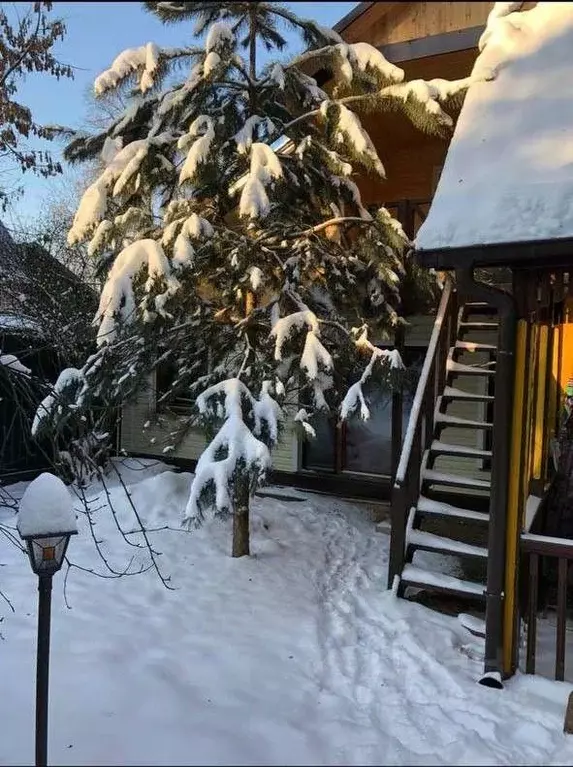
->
415;236;573;271
333;1;374;33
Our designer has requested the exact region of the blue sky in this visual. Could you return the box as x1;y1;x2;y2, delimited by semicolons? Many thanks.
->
9;1;357;225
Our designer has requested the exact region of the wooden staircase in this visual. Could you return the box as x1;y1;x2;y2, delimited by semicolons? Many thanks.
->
390;282;500;607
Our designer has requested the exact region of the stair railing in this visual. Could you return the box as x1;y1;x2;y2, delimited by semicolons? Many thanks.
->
520;489;573;681
388;277;458;588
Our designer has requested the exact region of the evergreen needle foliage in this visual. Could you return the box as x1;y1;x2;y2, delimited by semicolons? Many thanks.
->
48;1;469;555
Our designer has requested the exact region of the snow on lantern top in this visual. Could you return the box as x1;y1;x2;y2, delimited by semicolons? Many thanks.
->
17;472;78;538
416;3;573;253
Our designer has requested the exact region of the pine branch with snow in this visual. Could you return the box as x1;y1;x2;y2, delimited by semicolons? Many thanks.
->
183;377;281;533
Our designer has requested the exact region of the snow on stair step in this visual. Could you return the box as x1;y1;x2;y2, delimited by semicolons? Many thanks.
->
417;495;489;523
401;565;486;597
447;360;496;376
458;613;486;637
422;469;491;490
459;321;498;330
408;528;488;558
435;412;493;429
442;386;494;403
429;440;492;459
455;341;497;352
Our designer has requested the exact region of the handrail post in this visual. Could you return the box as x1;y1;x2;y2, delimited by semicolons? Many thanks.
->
388;484;407;589
525;551;538;674
391;325;405;483
521;533;573;680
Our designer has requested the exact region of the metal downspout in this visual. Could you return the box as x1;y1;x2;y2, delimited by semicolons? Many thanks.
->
456;268;517;686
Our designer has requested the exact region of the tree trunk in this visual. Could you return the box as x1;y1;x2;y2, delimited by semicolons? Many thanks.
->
232;502;250;557
231;287;255;559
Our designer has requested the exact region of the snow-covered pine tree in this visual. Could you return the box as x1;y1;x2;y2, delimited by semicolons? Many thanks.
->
58;1;472;557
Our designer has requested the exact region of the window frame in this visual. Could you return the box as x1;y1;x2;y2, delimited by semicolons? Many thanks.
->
155;349;213;414
300;345;426;478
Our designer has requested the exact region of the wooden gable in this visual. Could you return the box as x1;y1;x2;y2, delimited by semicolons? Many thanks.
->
329;2;497;211
337;2;493;51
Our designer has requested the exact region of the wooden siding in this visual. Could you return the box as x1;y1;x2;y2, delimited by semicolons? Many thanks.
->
354;47;481;205
120;373;298;472
341;2;493;48
120;377;207;461
120;314;494;483
359;141;448;206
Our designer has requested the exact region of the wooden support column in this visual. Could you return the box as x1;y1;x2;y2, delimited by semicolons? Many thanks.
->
526;322;539;490
503;318;528;676
559;295;573;398
547;323;561;472
532;323;549;484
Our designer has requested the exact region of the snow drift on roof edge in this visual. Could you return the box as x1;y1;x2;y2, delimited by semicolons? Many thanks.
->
416;2;573;252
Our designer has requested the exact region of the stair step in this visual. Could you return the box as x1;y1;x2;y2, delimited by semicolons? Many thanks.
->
459;321;498;330
425;487;491;511
447;360;496;376
401;564;486;599
429;440;492;459
458;613;486;637
462;303;497;317
435;411;493;429
455;341;497;352
464;302;491;309
422;469;491;491
417;495;490;523
408;528;488;559
442;386;494;403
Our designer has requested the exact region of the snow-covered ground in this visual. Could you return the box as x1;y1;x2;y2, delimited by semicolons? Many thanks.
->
1;459;573;766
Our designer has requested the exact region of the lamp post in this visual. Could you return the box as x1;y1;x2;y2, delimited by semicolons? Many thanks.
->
17;473;78;767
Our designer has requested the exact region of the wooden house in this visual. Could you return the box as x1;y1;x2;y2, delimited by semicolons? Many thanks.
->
120;1;501;500
389;2;573;687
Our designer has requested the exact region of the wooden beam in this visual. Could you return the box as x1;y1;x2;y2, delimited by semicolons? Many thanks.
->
548;323;561;448
380;26;483;63
560;296;573;395
526;323;538;492
532;324;549;480
416;237;573;271
503;319;528;677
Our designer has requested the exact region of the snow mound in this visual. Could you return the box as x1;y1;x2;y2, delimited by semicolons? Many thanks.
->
2;463;573;764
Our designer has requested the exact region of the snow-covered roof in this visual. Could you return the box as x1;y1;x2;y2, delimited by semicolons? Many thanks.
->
416;3;573;256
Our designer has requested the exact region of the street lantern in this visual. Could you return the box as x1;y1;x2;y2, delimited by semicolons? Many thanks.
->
17;473;78;767
21;532;75;577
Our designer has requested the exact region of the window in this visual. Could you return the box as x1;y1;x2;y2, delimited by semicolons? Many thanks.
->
155;351;211;411
302;347;425;477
